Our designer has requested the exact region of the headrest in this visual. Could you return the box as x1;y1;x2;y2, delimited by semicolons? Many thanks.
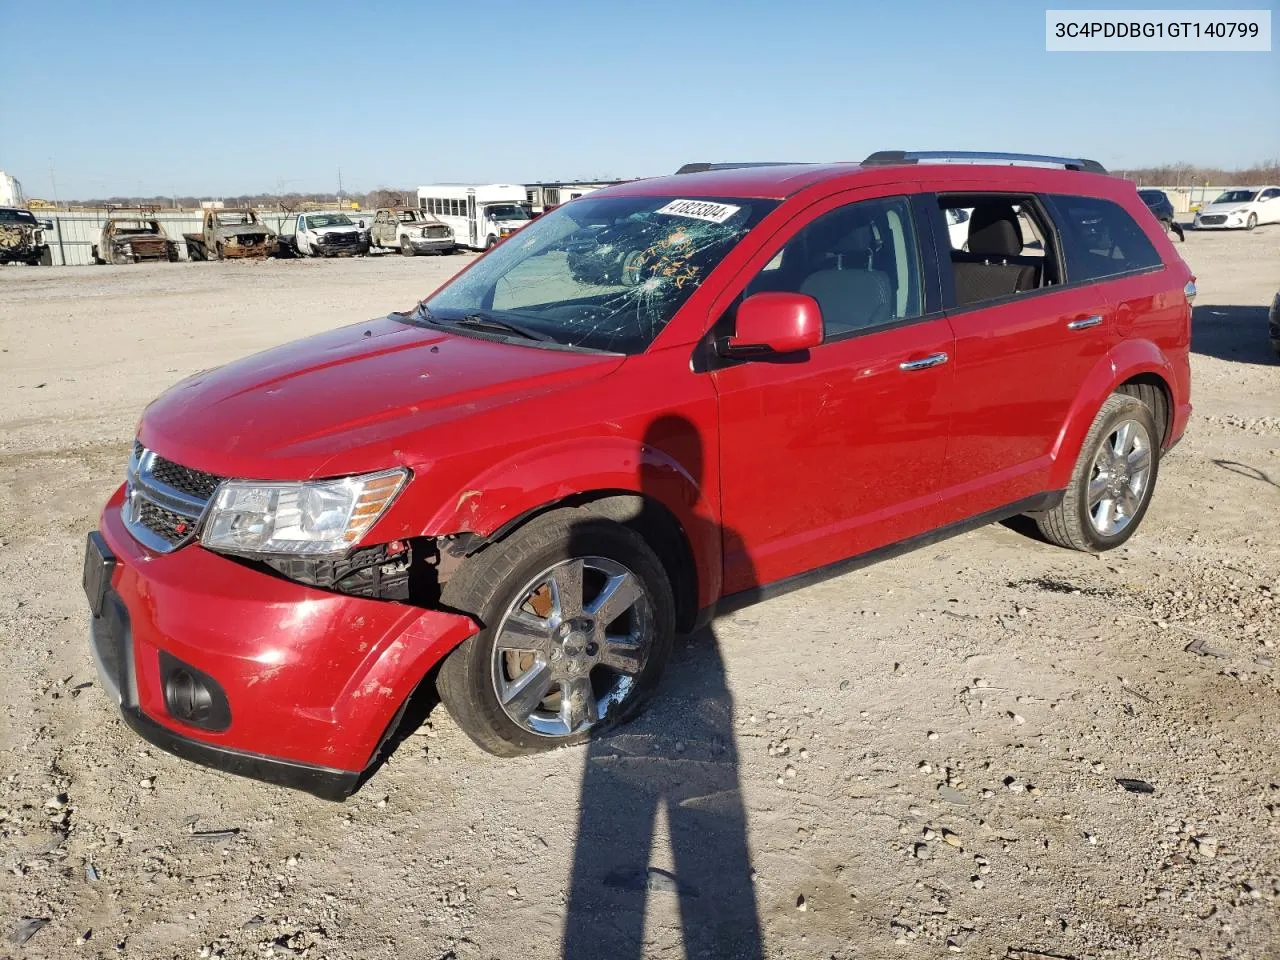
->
966;204;1023;257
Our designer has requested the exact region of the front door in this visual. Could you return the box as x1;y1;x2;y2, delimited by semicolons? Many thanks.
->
713;191;955;593
467;193;478;247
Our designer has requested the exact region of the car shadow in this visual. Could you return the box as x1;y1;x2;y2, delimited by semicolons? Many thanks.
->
1192;304;1275;365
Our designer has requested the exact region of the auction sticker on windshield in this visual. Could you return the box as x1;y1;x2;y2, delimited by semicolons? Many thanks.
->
656;199;742;224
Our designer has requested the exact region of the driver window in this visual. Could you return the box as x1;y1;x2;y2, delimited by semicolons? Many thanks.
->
744;196;924;338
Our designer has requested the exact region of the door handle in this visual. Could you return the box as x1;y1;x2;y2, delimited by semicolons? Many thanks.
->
899;352;949;372
1067;315;1104;330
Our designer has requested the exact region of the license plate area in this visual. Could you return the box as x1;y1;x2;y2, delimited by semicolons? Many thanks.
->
84;531;116;617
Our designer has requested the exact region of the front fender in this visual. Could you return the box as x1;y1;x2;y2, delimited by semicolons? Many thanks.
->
421;436;721;609
1048;339;1178;490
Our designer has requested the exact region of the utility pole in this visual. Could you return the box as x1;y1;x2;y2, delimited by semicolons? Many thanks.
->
48;158;60;210
337;167;344;207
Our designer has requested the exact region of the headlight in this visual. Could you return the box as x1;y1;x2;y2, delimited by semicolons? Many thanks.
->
1233;207;1250;215
201;468;408;556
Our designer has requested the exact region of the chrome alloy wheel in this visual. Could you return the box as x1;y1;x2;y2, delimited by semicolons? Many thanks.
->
490;557;654;738
1087;418;1153;536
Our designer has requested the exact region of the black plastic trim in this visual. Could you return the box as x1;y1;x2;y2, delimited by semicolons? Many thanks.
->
118;705;360;802
710;492;1062;617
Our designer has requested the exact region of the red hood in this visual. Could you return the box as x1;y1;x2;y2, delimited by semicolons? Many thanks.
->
138;316;624;480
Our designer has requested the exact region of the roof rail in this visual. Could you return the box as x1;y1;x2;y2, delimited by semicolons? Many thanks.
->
674;162;802;175
862;150;1107;174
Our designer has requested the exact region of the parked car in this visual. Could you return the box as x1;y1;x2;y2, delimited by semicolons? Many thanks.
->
1193;186;1280;230
293;211;370;257
1138;189;1185;241
92;215;179;264
184;209;279;260
1269;291;1280;358
369;207;454;256
944;206;971;248
85;150;1193;798
0;206;51;265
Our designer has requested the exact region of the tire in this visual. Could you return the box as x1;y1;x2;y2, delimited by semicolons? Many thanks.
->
485;235;498;250
1246;213;1258;231
400;235;416;257
215;242;224;261
437;510;674;757
1034;393;1160;552
91;246;102;265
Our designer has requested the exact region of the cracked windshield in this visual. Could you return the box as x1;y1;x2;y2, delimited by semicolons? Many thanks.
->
424;195;776;353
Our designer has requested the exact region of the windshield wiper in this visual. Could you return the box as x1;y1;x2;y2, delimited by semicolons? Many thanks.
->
450;312;552;342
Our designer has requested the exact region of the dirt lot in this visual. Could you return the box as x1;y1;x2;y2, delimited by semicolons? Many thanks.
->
1;231;1278;960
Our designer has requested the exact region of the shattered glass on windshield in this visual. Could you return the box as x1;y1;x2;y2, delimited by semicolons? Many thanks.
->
424;195;776;353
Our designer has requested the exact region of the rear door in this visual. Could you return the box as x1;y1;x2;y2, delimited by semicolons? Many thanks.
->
925;185;1116;520
712;188;956;592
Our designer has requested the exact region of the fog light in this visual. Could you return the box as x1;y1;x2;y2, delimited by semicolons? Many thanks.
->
160;652;231;731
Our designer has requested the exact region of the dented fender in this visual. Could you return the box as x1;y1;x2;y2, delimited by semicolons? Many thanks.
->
420;434;723;610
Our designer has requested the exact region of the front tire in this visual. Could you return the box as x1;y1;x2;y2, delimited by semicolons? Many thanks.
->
400;235;416;257
437;510;674;757
1246;213;1258;231
1034;394;1160;552
485;235;498;250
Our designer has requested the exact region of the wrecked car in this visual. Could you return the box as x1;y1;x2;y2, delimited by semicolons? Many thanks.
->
369;207;455;256
293;211;370;258
92;215;179;265
184;209;279;261
85;151;1192;799
0;207;52;265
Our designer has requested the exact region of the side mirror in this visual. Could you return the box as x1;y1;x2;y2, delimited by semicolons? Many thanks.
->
358;220;365;228
717;292;823;358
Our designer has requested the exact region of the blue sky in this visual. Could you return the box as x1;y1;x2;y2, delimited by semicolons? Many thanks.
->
2;0;1276;198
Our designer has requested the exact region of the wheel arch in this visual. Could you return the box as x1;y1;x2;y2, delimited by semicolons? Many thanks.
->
449;490;701;635
1048;342;1177;490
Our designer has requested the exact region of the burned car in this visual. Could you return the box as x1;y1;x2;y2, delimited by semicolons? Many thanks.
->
92;215;179;264
185;208;279;261
0;207;52;266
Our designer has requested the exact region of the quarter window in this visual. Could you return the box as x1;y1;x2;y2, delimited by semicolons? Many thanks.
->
743;196;924;338
1047;195;1162;282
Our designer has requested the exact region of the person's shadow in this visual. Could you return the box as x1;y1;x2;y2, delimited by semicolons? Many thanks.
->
561;414;764;960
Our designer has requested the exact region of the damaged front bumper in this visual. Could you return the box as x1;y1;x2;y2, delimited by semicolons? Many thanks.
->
219;235;280;259
85;487;478;799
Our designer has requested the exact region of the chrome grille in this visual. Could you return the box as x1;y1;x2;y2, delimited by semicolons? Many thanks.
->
122;444;224;553
425;225;450;239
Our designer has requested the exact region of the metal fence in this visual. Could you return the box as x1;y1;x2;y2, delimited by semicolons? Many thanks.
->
32;210;332;266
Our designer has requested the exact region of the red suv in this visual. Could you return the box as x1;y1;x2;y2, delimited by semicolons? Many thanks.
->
84;151;1192;798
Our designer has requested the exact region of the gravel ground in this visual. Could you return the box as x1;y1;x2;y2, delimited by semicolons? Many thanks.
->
0;230;1277;960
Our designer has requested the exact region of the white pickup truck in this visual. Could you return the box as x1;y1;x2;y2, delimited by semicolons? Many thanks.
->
369;208;455;256
291;212;370;257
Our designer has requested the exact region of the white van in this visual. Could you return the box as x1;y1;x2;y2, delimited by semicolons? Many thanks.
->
416;184;531;250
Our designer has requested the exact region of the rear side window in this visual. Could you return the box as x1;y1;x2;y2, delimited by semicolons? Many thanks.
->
1047;195;1162;283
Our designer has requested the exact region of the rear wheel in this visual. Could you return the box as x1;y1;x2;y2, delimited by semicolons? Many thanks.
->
1034;394;1159;552
400;235;416;257
437;511;674;756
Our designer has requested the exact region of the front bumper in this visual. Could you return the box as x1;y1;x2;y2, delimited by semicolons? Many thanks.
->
409;236;454;252
1194;213;1249;230
85;487;478;799
220;238;279;259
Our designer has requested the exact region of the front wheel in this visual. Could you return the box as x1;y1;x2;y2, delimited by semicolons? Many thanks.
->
485;235;498;250
400;235;416;257
437;511;674;756
1034;393;1160;552
1246;213;1258;231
